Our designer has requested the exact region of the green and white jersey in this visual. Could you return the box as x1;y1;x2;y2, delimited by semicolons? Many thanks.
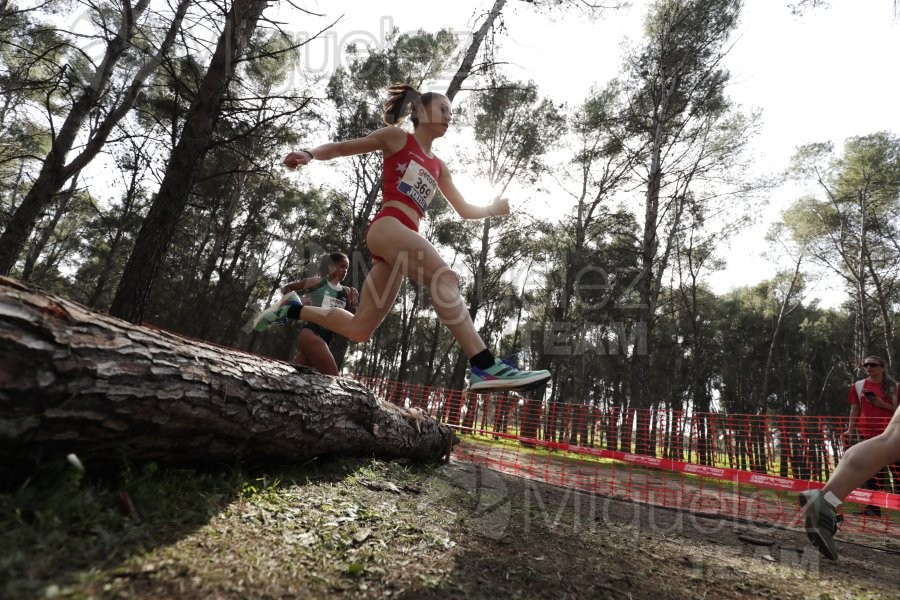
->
303;279;349;309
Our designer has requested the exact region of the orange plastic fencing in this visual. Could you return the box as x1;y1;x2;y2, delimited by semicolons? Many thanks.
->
356;377;900;538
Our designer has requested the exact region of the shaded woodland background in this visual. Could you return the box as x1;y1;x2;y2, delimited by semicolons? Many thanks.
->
2;0;900;464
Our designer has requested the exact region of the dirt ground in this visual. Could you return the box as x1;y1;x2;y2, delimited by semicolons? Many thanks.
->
4;457;899;599
433;461;900;599
457;438;900;539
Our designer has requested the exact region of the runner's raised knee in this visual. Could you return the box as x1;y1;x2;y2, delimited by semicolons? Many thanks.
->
430;266;461;301
346;324;378;343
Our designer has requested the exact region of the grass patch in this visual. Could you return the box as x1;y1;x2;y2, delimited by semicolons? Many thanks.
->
0;457;460;599
2;454;897;599
1;461;245;598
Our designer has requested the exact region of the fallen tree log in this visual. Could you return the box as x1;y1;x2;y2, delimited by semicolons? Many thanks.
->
0;276;457;479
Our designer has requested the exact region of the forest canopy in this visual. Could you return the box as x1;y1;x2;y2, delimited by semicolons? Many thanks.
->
1;0;898;424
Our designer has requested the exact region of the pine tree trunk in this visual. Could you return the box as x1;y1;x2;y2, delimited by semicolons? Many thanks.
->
0;276;457;480
109;0;267;324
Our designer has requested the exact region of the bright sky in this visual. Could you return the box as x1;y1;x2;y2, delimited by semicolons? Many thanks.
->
286;1;900;305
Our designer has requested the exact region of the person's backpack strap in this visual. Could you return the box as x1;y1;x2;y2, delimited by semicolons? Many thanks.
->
854;379;866;399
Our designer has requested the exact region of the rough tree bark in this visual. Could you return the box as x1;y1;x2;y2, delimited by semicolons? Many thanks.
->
109;0;267;324
0;277;457;479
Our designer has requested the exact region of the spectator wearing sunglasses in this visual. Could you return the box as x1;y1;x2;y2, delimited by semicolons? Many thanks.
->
848;356;899;441
800;367;900;559
842;356;899;517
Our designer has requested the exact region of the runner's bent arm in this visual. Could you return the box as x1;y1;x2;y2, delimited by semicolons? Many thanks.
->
282;277;321;295
438;160;509;220
284;128;407;168
345;287;359;313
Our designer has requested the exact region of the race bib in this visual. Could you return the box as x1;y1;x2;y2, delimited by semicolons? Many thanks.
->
397;160;437;212
301;293;345;309
325;296;346;309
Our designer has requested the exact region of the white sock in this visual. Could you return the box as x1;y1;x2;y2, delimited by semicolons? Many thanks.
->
824;491;842;508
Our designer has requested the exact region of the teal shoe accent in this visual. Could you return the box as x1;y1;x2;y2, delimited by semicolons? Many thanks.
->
251;292;302;333
469;357;550;392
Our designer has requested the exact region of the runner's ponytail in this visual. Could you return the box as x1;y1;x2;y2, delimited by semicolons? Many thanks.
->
382;84;421;126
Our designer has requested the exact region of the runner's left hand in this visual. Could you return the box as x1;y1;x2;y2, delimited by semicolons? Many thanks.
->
490;197;510;216
283;151;312;170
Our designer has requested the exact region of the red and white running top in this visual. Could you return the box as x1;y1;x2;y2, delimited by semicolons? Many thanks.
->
382;133;443;218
